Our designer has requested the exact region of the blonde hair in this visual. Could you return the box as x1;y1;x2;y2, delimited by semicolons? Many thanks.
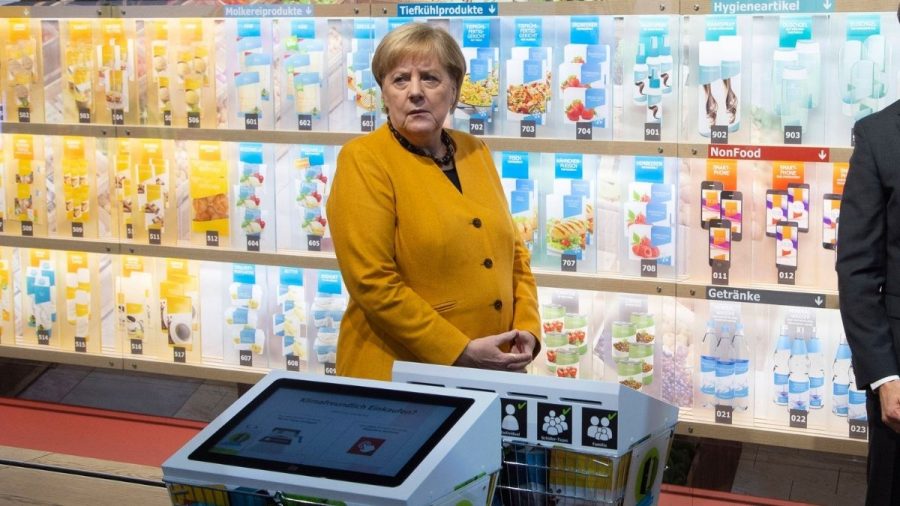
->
371;23;465;110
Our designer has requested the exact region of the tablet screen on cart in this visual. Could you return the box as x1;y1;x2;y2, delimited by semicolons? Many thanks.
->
188;378;474;487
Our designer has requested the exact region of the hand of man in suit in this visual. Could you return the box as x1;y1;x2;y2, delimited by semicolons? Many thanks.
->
454;329;534;372
879;380;900;433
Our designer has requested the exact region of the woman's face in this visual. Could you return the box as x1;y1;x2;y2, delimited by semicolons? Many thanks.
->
382;55;456;147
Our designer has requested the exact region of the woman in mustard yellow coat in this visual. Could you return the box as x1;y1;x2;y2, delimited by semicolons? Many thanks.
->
326;23;541;380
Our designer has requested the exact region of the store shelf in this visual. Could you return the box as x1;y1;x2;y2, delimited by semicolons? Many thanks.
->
0;4;107;19
121;243;342;270
371;0;679;18
2;121;679;157
485;137;677;157
679;143;854;164
1;122;113;139
109;3;362;19
0;345;122;371
686;0;900;14
534;270;678;297
676;282;839;310
123;357;266;384
676;418;867;457
0;231;839;305
0;235;117;255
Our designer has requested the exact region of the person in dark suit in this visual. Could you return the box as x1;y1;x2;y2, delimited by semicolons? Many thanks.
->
836;7;900;504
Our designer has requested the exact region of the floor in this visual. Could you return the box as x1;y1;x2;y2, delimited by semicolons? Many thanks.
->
0;358;869;505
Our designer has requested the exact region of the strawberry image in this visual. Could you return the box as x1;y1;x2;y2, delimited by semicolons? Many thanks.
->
581;108;595;121
561;75;582;90
565;100;584;122
316;173;328;184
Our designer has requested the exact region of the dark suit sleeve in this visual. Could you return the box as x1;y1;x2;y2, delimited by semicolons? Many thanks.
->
836;119;899;389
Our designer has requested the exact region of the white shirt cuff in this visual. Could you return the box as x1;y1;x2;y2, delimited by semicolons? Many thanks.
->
871;376;900;390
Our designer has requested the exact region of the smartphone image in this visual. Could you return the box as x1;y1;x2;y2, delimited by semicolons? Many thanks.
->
700;180;723;230
822;193;841;250
720;190;742;241
708;218;732;268
765;189;789;237
776;220;799;269
787;183;810;232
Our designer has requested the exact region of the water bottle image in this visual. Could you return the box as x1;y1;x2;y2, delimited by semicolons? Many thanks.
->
788;328;810;412
700;321;718;408
715;324;735;407
732;323;751;411
848;365;868;421
832;334;852;417
773;325;792;406
807;327;825;409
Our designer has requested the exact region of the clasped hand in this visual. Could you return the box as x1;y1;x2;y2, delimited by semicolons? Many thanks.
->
880;380;900;433
453;329;536;372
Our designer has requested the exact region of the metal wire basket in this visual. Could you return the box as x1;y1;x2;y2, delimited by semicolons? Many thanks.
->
493;442;630;506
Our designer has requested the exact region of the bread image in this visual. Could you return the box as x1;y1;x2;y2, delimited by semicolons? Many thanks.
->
550;218;587;241
547;217;588;253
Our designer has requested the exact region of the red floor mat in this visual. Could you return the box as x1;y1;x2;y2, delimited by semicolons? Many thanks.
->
0;397;814;504
0;397;205;467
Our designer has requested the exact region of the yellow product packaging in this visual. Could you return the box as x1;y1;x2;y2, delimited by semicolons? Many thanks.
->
179;20;208;82
99;20;128;78
0;259;11;324
165;294;194;349
190;143;229;236
150;21;170;79
6;19;38;109
114;141;134;226
183;75;202;115
65;252;90;330
548;449;624;502
65;20;95;115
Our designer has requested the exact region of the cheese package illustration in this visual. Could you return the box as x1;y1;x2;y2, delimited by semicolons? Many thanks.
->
280;18;325;130
231;18;273;130
226;263;266;367
234;143;269;250
346;19;378;129
273;266;307;371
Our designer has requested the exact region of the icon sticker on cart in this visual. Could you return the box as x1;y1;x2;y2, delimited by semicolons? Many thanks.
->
581;408;617;450
500;398;528;438
537;402;572;444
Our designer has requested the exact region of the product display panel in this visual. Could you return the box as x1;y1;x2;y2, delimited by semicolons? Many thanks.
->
187;377;474;487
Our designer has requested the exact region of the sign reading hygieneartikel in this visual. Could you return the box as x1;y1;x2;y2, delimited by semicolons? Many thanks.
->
712;0;835;15
397;2;498;18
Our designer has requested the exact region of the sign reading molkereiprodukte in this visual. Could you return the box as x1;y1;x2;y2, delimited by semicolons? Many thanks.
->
398;2;498;17
224;4;313;17
711;0;835;15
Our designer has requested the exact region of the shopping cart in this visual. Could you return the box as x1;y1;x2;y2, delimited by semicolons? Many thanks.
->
392;362;679;506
